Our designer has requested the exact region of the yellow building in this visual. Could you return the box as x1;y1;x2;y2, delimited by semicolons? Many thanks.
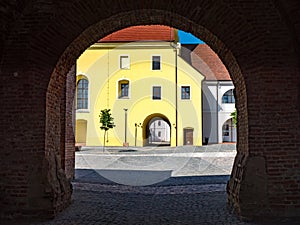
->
75;26;204;147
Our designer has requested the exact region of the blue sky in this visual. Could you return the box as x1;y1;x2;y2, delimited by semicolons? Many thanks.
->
178;30;205;44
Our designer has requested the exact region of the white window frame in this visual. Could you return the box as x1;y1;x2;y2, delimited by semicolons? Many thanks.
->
151;55;162;71
76;74;90;113
119;54;130;69
116;78;131;99
180;85;191;100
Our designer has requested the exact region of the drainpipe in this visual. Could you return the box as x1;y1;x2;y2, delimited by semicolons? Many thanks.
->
175;46;178;146
216;81;219;143
171;42;180;146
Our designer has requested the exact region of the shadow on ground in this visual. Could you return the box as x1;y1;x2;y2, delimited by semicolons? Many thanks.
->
3;170;299;224
74;168;230;186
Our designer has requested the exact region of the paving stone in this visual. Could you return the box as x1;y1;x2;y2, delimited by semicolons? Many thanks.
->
5;145;298;225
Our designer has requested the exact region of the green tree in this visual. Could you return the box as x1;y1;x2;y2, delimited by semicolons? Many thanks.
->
230;109;237;126
99;109;115;150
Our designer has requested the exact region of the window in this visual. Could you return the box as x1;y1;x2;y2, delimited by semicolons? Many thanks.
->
120;83;129;97
152;56;161;70
152;86;161;100
181;86;190;99
118;80;129;98
77;79;89;109
120;55;130;69
158;121;161;126
222;89;235;103
158;131;161;137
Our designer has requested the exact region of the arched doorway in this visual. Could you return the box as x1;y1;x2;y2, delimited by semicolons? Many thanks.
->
142;114;171;146
2;0;300;220
1;9;251;218
222;118;236;143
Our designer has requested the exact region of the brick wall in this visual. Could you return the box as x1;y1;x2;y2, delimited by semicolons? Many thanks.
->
65;65;76;180
0;0;299;220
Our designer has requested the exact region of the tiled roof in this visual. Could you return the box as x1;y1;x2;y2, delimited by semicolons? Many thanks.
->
190;44;231;81
100;25;175;42
100;25;230;81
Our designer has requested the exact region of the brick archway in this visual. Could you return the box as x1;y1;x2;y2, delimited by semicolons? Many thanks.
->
47;11;250;215
1;0;300;220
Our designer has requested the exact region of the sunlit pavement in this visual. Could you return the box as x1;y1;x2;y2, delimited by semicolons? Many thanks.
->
15;144;299;225
75;144;236;186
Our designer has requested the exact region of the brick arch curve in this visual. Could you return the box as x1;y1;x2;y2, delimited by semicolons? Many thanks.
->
47;8;249;217
1;0;300;220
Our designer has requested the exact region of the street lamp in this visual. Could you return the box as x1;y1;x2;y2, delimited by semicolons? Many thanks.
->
123;108;128;146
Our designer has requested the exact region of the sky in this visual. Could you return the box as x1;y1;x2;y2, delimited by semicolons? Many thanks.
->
178;30;205;44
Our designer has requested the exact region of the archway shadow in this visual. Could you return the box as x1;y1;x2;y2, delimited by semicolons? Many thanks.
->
74;168;230;186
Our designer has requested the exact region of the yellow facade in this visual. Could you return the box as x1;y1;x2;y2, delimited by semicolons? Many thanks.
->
76;41;204;146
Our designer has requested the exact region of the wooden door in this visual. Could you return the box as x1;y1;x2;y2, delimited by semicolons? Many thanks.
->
184;128;193;145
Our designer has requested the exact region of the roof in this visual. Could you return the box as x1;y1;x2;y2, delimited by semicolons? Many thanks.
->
100;25;230;81
190;44;231;80
100;25;175;42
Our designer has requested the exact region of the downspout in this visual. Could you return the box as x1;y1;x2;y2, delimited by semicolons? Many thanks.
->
171;42;180;146
175;46;178;146
216;81;219;143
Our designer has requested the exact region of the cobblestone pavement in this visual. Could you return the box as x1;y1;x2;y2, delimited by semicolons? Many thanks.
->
41;183;248;225
33;182;298;225
4;145;300;224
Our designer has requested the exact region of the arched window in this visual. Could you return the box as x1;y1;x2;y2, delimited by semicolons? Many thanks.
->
77;79;89;109
222;89;235;103
118;80;129;99
222;118;236;142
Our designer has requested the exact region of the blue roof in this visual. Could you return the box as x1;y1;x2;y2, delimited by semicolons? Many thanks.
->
178;30;205;44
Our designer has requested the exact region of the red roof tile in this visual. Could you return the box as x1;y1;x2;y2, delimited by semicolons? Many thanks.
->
191;44;231;80
100;25;175;42
100;26;229;81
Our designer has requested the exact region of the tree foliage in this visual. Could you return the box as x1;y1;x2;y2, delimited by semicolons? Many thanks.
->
99;109;115;148
230;109;237;126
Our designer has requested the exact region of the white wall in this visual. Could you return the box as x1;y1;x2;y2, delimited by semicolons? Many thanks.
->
149;119;170;143
202;80;236;144
202;81;218;143
218;81;236;143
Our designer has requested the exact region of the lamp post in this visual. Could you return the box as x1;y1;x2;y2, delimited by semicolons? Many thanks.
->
123;108;128;146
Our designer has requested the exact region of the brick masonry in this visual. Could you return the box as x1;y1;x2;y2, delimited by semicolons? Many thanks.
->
0;0;300;220
64;65;76;180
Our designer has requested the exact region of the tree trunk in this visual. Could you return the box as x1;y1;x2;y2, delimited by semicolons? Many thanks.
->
103;130;106;152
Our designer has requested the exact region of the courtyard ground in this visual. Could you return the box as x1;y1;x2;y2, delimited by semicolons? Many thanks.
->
4;144;299;225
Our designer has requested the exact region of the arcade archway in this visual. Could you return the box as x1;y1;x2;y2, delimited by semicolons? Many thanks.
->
142;114;171;146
